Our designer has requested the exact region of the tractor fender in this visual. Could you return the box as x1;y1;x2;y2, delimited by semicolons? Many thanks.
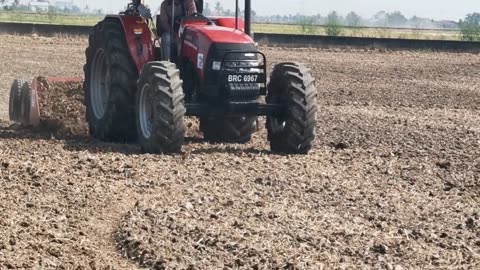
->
105;15;155;73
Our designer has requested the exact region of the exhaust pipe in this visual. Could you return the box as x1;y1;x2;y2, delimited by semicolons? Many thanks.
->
245;0;251;37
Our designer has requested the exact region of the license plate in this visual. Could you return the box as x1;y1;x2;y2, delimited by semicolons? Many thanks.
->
226;74;262;83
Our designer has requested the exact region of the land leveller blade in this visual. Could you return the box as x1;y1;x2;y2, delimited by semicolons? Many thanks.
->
8;76;83;127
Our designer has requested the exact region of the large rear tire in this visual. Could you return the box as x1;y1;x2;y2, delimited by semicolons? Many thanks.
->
266;62;317;154
9;78;26;122
136;62;186;154
200;116;257;144
84;18;137;142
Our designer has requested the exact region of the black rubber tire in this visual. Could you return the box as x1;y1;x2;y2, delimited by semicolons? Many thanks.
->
83;18;137;142
136;61;186;154
19;80;33;125
200;116;257;144
266;62;317;154
9;78;26;122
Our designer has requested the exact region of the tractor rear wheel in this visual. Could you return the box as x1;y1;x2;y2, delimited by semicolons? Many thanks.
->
266;62;317;154
9;78;26;122
84;18;137;142
200;116;257;144
136;62;186;154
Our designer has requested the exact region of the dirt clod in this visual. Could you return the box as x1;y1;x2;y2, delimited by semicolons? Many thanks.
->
37;79;87;138
436;161;452;170
372;244;389;255
332;141;351;149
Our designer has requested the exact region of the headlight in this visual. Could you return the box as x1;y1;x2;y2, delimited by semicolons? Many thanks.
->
212;61;222;71
225;61;260;68
218;59;264;73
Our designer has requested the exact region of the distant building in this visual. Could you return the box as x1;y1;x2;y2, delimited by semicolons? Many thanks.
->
435;20;459;29
28;1;51;12
55;1;74;10
26;1;76;12
18;0;32;5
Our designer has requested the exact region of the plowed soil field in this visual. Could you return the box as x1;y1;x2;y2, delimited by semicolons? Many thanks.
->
0;35;479;269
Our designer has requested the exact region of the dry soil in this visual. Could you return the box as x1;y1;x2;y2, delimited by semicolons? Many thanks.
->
0;35;479;270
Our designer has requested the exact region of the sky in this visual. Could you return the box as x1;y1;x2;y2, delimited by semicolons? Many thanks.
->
73;0;479;21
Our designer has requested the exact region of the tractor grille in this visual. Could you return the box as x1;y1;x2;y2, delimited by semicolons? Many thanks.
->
227;83;261;100
205;43;255;84
204;43;257;98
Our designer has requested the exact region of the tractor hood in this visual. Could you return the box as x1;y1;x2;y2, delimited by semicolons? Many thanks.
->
187;25;254;44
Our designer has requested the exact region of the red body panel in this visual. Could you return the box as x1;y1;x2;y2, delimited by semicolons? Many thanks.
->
106;15;155;73
190;25;252;44
104;15;253;82
212;17;245;32
179;17;254;80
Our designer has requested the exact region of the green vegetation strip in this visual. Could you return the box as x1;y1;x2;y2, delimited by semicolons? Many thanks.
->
0;11;101;26
0;11;462;40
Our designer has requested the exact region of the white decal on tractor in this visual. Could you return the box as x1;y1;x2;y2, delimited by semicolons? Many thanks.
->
197;53;204;69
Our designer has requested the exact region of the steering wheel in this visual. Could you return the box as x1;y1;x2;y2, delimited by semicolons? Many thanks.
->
190;13;215;25
175;13;214;26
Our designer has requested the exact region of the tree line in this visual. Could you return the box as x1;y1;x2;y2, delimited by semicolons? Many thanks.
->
204;1;480;40
2;0;479;41
1;0;102;15
204;2;456;29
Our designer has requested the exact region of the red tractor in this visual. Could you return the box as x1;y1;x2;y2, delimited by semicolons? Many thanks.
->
13;0;318;154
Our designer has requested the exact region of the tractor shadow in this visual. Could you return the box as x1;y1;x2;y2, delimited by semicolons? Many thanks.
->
0;123;138;155
0;124;276;156
63;136;276;156
0;123;64;141
189;145;272;155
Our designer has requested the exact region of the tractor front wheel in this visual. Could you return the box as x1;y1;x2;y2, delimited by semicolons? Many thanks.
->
266;62;317;154
136;62;186;154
